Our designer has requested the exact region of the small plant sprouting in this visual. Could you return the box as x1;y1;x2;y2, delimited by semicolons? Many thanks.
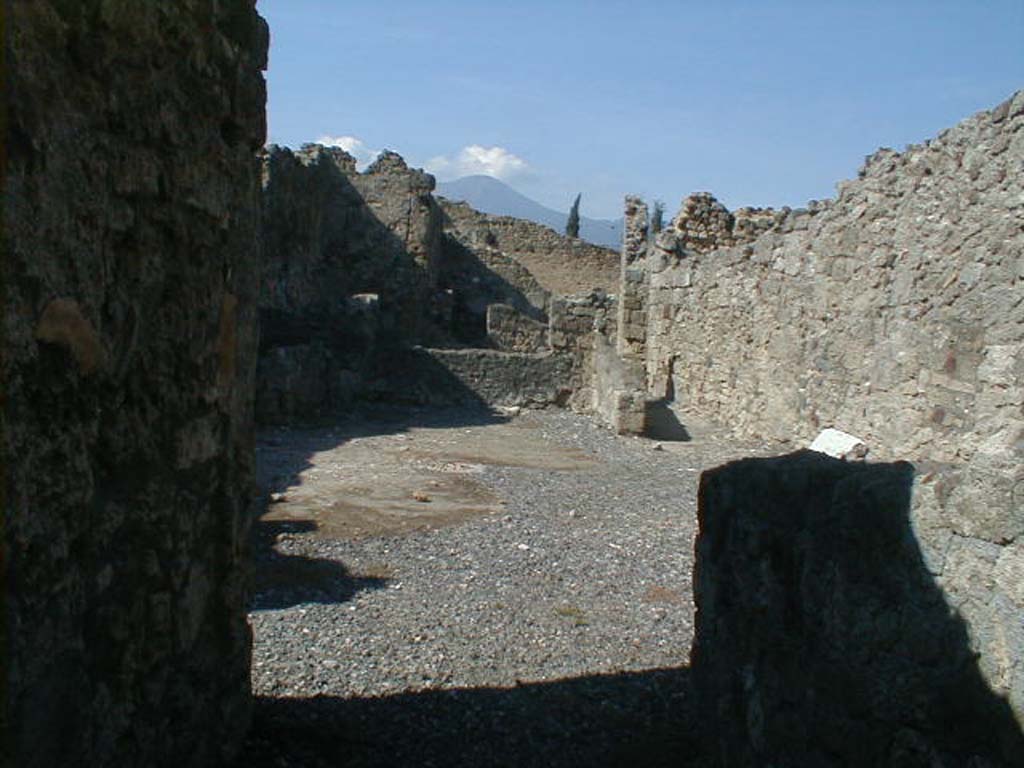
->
554;604;589;626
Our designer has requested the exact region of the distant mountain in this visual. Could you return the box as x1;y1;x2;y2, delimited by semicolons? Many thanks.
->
436;175;622;250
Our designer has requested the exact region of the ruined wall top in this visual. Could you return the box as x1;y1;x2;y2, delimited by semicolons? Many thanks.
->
622;196;649;266
666;192;787;254
265;144;437;193
439;198;620;296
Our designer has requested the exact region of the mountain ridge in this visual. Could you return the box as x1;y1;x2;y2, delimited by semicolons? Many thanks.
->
436;175;622;250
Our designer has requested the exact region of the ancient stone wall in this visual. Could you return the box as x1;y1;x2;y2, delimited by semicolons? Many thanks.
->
648;93;1024;728
439;220;551;344
549;291;618;411
258;145;443;422
592;334;647;435
486;303;549;353
4;2;267;766
258;152;622;419
615;197;650;359
665;192;784;254
376;348;574;408
261;145;443;343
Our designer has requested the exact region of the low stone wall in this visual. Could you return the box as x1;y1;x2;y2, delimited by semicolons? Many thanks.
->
255;343;364;424
378;347;573;408
693;452;1024;766
5;2;267;766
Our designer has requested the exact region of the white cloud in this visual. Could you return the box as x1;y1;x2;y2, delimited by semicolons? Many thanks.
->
316;134;380;169
425;145;530;181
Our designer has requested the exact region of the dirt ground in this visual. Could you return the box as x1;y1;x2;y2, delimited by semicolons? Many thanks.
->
258;409;600;540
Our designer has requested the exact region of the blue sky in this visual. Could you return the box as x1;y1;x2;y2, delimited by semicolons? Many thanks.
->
258;0;1023;220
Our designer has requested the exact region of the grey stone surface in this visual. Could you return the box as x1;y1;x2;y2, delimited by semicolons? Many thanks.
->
548;290;618;410
693;452;1024;767
4;2;267;765
592;335;647;435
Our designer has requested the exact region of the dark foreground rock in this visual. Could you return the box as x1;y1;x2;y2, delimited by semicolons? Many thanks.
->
5;2;267;766
692;451;1024;767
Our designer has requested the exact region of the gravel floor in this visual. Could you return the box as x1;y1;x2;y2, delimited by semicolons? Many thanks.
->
234;406;771;767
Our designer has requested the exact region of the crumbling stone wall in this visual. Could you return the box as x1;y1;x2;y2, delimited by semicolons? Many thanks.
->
615;197;649;359
666;192;784;254
439;218;551;345
5;2;267;766
258;152;621;418
258;145;443;422
649;93;1024;729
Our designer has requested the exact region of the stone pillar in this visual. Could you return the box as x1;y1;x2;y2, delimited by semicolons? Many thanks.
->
616;196;650;358
5;2;267;766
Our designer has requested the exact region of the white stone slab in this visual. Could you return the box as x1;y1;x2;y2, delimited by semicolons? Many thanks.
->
809;428;868;460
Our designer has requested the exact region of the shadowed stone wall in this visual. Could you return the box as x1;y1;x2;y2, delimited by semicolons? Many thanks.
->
694;453;1024;766
258;145;443;423
652;93;1024;738
5;2;267;765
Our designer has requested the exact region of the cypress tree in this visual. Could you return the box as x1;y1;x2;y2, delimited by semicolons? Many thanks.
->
565;193;581;238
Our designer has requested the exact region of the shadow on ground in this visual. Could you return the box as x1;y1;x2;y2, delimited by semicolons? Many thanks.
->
234;666;704;768
251;519;390;611
644;399;691;442
251;404;511;610
257;403;509;498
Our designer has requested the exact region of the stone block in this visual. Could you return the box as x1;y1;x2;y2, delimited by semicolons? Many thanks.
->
808;427;868;459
